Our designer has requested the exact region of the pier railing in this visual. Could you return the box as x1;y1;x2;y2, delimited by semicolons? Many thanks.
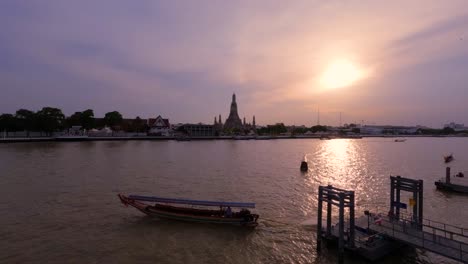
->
396;211;468;242
369;212;468;263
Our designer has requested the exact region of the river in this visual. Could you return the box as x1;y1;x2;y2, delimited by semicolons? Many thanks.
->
1;138;467;263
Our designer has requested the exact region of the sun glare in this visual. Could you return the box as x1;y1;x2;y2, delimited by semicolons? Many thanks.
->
320;59;366;89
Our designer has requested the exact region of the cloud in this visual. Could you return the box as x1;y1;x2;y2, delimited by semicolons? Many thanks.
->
1;0;468;126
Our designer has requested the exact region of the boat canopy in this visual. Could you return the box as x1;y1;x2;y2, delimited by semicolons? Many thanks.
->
128;195;255;208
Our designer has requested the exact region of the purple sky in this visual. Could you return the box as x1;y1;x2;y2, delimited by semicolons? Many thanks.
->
1;1;468;127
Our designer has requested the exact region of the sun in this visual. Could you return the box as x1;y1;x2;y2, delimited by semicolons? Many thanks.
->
319;59;366;89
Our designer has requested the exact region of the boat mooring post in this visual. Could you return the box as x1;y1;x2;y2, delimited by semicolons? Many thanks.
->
418;179;423;229
396;176;401;220
316;186;323;252
338;192;345;264
326;185;332;236
349;191;355;248
446;167;451;184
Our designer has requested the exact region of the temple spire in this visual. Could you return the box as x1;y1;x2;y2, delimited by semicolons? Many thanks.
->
224;93;242;130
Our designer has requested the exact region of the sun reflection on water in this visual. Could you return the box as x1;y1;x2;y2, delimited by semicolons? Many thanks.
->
310;139;384;212
318;139;358;186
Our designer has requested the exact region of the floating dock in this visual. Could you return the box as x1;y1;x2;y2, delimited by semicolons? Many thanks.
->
317;176;468;263
435;167;468;193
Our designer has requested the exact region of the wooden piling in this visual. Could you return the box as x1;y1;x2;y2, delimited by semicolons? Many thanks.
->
326;185;332;236
338;193;345;264
317;186;323;252
349;191;355;248
446;167;451;184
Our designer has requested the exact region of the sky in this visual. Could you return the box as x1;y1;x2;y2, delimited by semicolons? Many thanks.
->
1;1;468;127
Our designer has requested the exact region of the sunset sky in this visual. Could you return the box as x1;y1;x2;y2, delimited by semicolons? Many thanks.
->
1;1;467;127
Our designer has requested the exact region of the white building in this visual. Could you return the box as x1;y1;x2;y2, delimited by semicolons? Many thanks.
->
360;125;419;135
148;115;171;136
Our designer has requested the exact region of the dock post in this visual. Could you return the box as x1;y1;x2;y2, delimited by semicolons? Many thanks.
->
317;186;323;252
326;185;332;236
396;176;401;220
418;180;423;229
338;193;345;264
349;191;355;248
446;167;451;184
413;191;418;224
390;177;395;217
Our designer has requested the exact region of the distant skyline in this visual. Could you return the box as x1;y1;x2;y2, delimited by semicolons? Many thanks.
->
1;1;468;127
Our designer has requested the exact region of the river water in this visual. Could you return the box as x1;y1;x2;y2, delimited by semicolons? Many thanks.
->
1;138;467;263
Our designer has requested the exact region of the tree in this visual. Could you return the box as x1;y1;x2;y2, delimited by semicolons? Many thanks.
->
66;109;95;130
0;114;17;135
15;109;36;135
272;123;287;134
292;127;308;135
67;112;83;127
81;109;95;130
36;107;65;136
310;125;328;133
104;111;123;129
442;127;455;135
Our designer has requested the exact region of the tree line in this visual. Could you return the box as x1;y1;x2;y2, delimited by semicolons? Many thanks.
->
0;107;148;136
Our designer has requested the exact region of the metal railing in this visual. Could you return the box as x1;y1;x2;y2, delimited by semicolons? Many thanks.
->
368;211;468;262
395;211;468;242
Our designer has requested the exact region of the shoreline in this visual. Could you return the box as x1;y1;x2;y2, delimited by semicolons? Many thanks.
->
0;134;465;143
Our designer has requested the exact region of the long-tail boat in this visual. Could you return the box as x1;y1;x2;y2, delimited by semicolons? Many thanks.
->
118;194;259;227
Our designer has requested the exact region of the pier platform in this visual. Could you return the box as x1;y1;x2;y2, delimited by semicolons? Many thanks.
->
355;213;468;263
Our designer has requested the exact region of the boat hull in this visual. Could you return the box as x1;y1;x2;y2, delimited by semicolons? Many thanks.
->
118;194;259;227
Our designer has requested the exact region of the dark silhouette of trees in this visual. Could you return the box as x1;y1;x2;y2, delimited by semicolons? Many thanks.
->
66;109;95;130
67;112;83;127
310;125;328;132
15;109;36;136
257;123;287;135
35;107;65;136
0;114;17;135
104;111;123;129
81;109;95;130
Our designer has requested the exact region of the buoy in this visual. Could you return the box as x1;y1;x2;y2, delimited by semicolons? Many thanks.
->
300;161;308;172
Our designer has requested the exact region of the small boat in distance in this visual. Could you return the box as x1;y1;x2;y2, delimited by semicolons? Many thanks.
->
320;135;332;140
444;154;454;163
118;194;259;227
394;139;406;142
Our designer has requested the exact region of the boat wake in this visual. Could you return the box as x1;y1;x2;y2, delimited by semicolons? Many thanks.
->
300;218;318;230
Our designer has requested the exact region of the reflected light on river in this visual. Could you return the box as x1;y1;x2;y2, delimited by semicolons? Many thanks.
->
1;139;468;264
317;139;361;189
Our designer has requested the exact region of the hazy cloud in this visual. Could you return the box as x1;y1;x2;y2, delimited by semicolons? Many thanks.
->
1;1;468;127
